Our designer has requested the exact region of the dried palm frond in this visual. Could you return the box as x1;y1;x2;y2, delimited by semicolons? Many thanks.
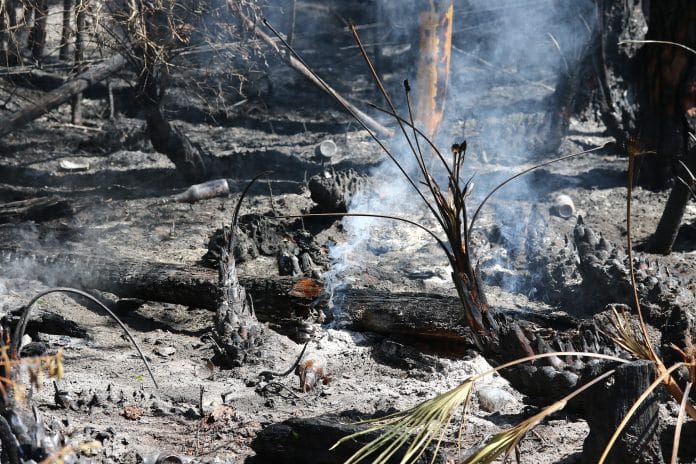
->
607;305;656;362
464;368;615;464
333;379;474;464
332;352;627;464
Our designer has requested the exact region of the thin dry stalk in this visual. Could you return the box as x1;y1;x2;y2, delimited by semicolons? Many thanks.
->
332;352;628;464
671;381;693;464
12;287;158;389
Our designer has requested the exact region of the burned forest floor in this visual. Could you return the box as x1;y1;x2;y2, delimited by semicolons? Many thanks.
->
2;63;696;464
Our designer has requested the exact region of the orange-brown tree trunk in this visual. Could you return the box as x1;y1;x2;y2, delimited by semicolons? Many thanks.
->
413;0;453;141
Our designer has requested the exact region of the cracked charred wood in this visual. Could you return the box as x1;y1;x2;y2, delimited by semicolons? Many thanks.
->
308;169;367;213
580;360;662;464
573;216;696;339
574;216;633;307
251;413;442;464
0;53;127;139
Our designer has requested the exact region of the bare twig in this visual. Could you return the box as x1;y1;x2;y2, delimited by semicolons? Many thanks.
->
229;6;393;138
258;341;309;381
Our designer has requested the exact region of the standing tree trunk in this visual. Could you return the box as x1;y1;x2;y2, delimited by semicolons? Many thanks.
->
592;0;696;254
133;0;209;182
71;0;86;124
28;0;47;61
58;0;71;61
2;0;21;65
137;66;209;182
639;1;696;253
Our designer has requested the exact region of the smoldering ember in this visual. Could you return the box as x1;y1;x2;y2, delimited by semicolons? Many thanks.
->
2;0;696;463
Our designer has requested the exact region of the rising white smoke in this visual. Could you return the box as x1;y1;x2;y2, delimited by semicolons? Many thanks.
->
326;0;595;306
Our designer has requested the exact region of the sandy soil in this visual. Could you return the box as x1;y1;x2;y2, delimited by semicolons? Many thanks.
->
2;9;696;458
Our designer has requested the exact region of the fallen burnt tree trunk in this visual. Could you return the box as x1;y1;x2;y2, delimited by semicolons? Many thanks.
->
0;246;671;461
0;197;72;224
251;413;443;464
0;54;127;138
0;247;578;344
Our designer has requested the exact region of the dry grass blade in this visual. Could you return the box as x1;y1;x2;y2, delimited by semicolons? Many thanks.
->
332;380;475;464
671;381;693;464
624;142;658;362
619;39;696;57
598;362;686;464
334;352;628;464
608;305;655;361
463;369;616;464
622;144;696;421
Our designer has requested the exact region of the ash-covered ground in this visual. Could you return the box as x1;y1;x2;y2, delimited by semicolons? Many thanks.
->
1;1;696;463
2;88;695;462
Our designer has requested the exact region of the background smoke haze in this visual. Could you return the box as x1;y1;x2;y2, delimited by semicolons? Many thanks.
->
326;0;596;302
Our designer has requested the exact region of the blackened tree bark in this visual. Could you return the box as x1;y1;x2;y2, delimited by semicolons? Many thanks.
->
137;68;209;182
28;0;48;61
134;0;209;183
593;0;696;254
59;0;72;61
71;0;86;124
1;0;24;66
639;2;696;253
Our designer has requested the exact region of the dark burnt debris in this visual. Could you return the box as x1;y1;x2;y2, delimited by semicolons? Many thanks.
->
2;0;696;462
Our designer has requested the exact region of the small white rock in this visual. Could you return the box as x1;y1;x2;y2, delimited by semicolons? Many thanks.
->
477;387;517;413
59;159;90;172
154;346;176;357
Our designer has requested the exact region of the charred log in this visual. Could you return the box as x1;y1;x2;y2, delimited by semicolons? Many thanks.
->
0;197;73;224
251;412;442;464
580;360;663;464
6;306;89;340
